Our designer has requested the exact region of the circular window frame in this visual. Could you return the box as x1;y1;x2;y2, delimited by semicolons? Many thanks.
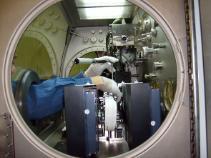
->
2;0;186;157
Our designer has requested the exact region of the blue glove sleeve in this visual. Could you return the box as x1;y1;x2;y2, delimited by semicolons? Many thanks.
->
26;75;92;120
11;81;17;94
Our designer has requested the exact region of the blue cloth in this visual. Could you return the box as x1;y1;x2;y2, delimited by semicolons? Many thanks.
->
12;81;17;94
26;73;92;120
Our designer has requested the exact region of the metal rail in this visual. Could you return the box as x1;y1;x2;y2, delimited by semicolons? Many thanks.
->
185;0;208;157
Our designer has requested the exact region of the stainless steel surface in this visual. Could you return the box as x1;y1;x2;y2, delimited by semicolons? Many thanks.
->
189;0;208;157
200;0;211;158
184;1;197;157
0;113;14;158
0;0;190;158
97;138;129;158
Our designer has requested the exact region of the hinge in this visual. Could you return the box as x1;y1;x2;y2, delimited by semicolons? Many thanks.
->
0;113;15;158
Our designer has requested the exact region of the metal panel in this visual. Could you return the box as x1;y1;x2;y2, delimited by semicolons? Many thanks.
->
150;89;161;135
111;24;135;46
200;0;211;157
84;90;98;155
0;113;14;158
189;0;208;157
13;123;48;158
123;83;151;149
64;85;98;157
123;83;162;149
0;0;190;158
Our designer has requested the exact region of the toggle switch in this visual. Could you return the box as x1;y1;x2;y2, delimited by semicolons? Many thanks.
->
154;62;164;69
152;43;166;48
143;47;159;55
145;73;157;79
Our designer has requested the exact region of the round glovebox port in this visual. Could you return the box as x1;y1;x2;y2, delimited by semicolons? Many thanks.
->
3;0;185;158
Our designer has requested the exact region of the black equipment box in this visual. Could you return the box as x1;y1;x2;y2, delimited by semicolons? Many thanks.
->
122;83;161;149
64;85;98;157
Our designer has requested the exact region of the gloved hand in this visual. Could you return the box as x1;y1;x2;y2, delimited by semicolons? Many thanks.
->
84;56;119;77
94;56;119;63
91;76;122;102
85;62;114;77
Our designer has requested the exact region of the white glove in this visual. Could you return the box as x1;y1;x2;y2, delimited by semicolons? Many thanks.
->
85;62;115;77
92;76;122;102
94;56;119;63
75;56;119;64
85;56;119;77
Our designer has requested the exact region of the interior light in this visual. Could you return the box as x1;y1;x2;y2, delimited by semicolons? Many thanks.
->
75;0;131;7
78;6;132;20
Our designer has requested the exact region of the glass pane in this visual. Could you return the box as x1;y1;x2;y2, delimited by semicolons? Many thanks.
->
78;6;133;20
75;0;131;7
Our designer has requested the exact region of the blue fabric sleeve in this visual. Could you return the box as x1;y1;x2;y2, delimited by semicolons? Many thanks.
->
72;72;87;79
26;75;92;120
12;81;17;94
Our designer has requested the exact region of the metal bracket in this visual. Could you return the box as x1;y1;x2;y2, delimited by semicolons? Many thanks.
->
0;113;14;158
